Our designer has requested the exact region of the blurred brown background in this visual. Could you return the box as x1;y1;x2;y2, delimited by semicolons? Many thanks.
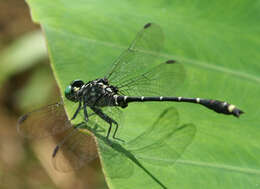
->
0;1;106;188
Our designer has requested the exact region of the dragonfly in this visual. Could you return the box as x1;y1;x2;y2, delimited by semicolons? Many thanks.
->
17;22;242;171
62;22;243;139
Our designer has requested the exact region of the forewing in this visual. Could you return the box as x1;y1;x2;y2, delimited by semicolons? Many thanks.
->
106;23;184;96
52;127;98;172
17;102;72;138
106;23;163;81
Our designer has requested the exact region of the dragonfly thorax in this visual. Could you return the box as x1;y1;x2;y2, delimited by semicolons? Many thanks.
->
65;78;119;107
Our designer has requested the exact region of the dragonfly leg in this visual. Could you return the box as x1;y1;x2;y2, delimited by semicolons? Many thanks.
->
112;123;119;139
107;122;112;139
71;99;82;120
112;122;124;142
90;107;121;140
83;101;88;121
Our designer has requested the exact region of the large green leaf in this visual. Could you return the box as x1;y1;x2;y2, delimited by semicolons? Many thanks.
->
26;0;260;188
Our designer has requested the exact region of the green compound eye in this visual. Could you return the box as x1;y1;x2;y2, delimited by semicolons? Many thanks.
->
65;85;72;97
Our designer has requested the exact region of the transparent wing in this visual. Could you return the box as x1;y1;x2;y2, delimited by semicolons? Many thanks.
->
117;60;184;96
52;127;98;172
49;105;123;172
126;107;196;166
106;23;185;96
17;102;73;138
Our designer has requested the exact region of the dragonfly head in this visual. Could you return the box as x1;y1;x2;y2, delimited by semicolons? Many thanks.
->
65;79;84;102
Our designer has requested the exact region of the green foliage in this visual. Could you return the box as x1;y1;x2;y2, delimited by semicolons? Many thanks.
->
26;0;260;188
0;31;47;84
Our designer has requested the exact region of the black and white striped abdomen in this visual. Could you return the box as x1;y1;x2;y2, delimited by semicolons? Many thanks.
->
115;95;243;117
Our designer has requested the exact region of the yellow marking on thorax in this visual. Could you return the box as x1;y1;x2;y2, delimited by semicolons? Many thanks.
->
74;87;80;92
228;104;236;112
